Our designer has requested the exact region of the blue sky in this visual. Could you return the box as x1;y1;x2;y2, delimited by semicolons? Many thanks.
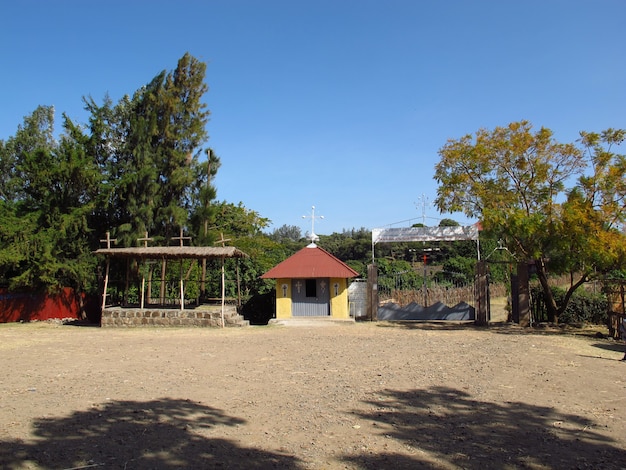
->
2;0;625;235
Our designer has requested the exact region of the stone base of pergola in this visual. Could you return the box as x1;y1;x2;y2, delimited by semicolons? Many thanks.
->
101;304;249;328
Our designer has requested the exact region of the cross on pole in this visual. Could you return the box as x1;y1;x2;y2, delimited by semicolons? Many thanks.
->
415;193;429;226
172;227;192;247
137;231;153;247
136;232;153;309
214;232;231;328
100;231;118;249
171;228;192;311
99;232;117;311
302;205;324;243
214;232;231;247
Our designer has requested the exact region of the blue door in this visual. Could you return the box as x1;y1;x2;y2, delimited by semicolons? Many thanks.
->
292;278;330;316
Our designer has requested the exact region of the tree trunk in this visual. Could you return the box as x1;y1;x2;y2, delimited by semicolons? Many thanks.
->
535;258;590;324
535;259;559;323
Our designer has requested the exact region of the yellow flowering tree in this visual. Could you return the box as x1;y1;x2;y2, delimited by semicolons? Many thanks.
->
435;121;626;323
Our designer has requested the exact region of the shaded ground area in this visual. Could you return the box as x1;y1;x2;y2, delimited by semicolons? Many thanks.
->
0;320;625;469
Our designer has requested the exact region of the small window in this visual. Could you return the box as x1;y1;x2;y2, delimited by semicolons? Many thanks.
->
305;279;317;298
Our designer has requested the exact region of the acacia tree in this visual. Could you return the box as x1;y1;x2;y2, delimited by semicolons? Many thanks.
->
434;121;626;323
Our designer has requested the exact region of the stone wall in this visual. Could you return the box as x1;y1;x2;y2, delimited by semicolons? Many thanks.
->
101;305;248;327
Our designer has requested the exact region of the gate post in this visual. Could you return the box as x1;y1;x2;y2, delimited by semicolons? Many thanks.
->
367;264;378;321
510;273;519;323
475;261;489;326
516;262;531;327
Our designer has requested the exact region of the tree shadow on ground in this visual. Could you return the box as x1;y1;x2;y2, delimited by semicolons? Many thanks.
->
375;321;475;331
0;398;302;469
344;386;626;469
379;320;618;341
589;341;625;353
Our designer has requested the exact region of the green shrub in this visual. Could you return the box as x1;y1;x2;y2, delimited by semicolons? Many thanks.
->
530;285;608;324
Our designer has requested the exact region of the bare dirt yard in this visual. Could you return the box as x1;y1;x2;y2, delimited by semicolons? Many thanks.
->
1;319;625;470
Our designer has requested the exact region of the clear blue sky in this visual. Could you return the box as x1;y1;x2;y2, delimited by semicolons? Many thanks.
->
2;1;624;235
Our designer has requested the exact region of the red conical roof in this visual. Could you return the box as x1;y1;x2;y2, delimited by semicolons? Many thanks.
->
261;244;359;279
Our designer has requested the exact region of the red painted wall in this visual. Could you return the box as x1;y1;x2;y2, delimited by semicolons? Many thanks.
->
0;288;99;323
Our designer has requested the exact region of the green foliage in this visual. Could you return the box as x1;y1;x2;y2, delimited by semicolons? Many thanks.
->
436;256;475;286
531;286;608;325
0;108;100;294
269;224;303;243
435;121;626;322
2;62;623;324
376;258;422;293
319;228;371;274
188;148;220;247
0;53;213;298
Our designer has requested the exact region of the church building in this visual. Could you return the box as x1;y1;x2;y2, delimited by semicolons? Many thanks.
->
261;243;359;319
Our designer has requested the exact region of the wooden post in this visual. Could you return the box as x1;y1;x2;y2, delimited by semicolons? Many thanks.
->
367;264;378;321
160;260;167;305
124;259;130;306
236;261;241;308
99;232;118;311
172;227;192;311
215;232;231;328
137;232;153;310
517;262;531;327
474;261;489;326
201;149;213;302
102;261;110;310
511;273;519;323
180;262;184;311
147;267;153;305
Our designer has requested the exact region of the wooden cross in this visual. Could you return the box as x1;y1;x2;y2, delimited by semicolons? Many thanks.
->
137;231;153;247
99;231;117;311
214;231;232;329
100;231;118;249
172;227;192;247
214;232;231;247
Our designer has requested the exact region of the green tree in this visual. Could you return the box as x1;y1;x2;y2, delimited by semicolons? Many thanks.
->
84;52;210;246
269;224;303;243
199;201;275;298
189;148;220;247
0;108;100;297
434;121;626;322
152;53;210;238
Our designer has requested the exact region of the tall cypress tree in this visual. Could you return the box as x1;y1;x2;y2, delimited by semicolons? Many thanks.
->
154;53;210;239
85;53;210;246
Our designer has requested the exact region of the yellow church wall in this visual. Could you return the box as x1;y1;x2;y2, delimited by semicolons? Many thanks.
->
274;277;351;319
329;277;349;319
275;278;292;319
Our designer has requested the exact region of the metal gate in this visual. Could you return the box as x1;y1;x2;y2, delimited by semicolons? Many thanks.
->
292;278;330;316
376;269;477;321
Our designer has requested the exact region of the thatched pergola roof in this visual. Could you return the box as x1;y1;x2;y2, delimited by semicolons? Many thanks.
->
94;232;249;321
94;246;248;260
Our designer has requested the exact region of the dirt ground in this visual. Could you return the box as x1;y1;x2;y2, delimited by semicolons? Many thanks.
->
1;319;625;470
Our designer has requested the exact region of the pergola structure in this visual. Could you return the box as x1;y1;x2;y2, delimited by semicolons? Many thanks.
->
94;240;248;324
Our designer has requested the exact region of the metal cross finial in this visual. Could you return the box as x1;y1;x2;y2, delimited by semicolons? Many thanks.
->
415;194;430;226
302;205;324;244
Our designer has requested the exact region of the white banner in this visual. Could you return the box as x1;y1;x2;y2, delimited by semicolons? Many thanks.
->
372;224;480;244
